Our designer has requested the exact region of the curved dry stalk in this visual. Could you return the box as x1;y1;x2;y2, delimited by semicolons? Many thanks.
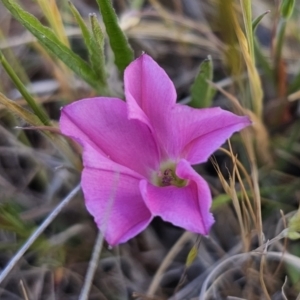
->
147;231;194;296
79;230;104;300
281;276;288;300
198;251;300;300
0;184;81;284
259;243;271;300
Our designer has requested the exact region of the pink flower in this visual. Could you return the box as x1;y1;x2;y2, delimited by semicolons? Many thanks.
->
60;54;251;246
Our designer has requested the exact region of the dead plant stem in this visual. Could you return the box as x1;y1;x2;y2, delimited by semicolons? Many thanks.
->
0;184;81;284
147;231;193;296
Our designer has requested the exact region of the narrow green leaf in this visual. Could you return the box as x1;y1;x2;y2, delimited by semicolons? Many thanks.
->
274;20;287;78
96;0;134;73
254;40;273;81
288;208;300;235
252;10;272;82
68;1;90;46
252;10;270;32
1;0;100;91
274;0;295;82
68;2;108;92
289;71;300;93
0;204;33;237
211;194;231;210
190;56;215;108
90;13;108;89
186;245;198;268
0;50;50;125
240;0;255;61
287;231;300;240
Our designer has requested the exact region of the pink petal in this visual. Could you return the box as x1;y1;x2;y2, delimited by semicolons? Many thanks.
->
82;167;152;246
60;97;160;177
82;142;144;179
157;105;251;163
177;106;251;164
140;159;214;235
124;54;176;133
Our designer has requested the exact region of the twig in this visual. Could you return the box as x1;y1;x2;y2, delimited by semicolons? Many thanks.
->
79;230;104;300
0;184;81;284
19;279;29;300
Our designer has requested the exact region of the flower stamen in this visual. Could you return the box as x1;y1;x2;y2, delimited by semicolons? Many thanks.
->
155;165;187;188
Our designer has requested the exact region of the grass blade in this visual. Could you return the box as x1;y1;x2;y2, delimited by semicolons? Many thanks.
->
0;93;43;126
79;231;104;300
0;50;50;125
68;2;108;93
240;0;255;60
1;0;100;91
232;1;263;118
90;14;108;88
252;11;273;82
36;0;70;48
0;184;81;284
96;0;134;73
252;10;270;32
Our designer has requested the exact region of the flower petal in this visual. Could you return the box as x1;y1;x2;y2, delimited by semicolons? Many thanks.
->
124;54;176;132
82;167;152;246
140;159;214;235
178;107;251;164
60;97;160;177
156;105;251;163
82;142;143;179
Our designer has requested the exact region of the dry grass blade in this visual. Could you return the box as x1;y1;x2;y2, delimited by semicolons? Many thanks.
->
208;80;267;245
208;79;272;165
0;93;43;126
199;251;300;300
36;0;70;48
281;276;288;300
19;279;29;300
259;242;271;300
210;156;247;248
0;184;81;284
225;143;256;227
79;230;104;300
146;231;194;296
233;1;263;118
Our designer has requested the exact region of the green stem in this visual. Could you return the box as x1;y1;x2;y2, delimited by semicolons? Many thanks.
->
274;19;287;76
0;50;51;126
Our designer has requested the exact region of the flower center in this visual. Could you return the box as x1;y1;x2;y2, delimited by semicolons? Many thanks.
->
154;163;187;188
